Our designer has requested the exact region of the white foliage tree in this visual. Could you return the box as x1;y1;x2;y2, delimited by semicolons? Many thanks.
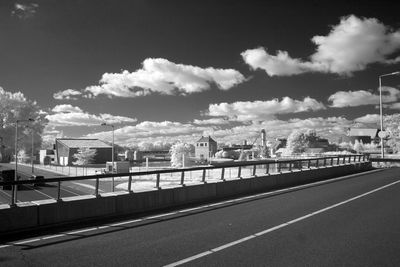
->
169;142;192;168
0;87;47;162
353;139;364;153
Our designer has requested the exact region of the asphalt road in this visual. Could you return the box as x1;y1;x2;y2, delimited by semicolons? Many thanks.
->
1;168;399;266
0;163;112;205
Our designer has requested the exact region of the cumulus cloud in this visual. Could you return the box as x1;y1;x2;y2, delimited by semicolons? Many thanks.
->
86;120;214;145
207;97;325;121
328;87;400;107
242;15;400;76
53;89;82;100
46;105;137;127
192;118;230;125
83;58;245;98
354;114;380;124
11;3;39;19
52;104;83;113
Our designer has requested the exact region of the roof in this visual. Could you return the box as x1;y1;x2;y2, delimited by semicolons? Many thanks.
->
196;136;217;143
348;128;379;138
56;139;112;148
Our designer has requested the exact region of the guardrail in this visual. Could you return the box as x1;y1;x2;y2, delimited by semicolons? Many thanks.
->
0;154;368;206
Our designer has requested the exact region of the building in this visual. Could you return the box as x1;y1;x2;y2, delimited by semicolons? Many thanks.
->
39;149;55;165
195;136;217;160
348;128;380;144
55;138;112;166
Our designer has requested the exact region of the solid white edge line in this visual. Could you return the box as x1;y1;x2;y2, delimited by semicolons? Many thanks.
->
0;168;384;249
163;180;400;267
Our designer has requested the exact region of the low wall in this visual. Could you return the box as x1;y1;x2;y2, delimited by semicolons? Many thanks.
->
0;162;372;235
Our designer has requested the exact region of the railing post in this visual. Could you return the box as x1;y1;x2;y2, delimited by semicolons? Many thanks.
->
342;156;346;164
330;157;334;166
237;166;242;178
128;175;133;193
221;168;225;180
202;169;206;183
316;159;319;168
265;164;269;174
363;154;366;161
323;158;326;167
252;165;257;176
337;156;340;165
156;173;161;189
307;159;311;169
277;162;281;173
57;181;62;201
180;171;185;186
348;156;351;163
288;162;292;171
95;178;100;197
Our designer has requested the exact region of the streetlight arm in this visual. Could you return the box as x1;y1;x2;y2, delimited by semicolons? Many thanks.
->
379;71;400;78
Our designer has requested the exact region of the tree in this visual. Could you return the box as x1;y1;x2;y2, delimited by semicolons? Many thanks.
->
384;114;400;154
72;147;97;166
353;139;364;153
0;87;47;162
285;130;308;155
169;142;192;168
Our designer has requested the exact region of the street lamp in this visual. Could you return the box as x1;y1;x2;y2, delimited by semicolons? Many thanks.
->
101;123;115;192
12;118;34;206
379;71;400;158
31;127;34;174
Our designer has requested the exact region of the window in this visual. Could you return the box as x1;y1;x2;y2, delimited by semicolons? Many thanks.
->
205;143;208;147
200;143;204;147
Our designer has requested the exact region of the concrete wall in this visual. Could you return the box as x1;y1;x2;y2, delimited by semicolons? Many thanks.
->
0;162;372;235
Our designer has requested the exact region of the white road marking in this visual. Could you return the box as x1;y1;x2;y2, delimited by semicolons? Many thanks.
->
23;185;54;200
164;179;400;267
0;169;384;249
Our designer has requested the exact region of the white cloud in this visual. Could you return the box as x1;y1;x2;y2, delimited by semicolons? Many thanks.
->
242;15;400;76
354;114;380;124
52;104;83;113
46;105;137;127
328;87;400;107
12;3;39;19
86;120;214;145
207;97;325;121
53;89;82;100
84;58;245;98
192;118;230;125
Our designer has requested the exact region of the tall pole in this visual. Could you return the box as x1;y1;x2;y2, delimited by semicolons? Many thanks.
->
378;71;400;159
31;128;34;174
379;76;384;158
12;121;18;206
112;125;114;192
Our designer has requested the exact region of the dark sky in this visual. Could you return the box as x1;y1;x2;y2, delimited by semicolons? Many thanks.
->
1;0;400;145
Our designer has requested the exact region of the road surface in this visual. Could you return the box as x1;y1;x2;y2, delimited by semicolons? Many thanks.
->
1;168;399;266
0;163;113;205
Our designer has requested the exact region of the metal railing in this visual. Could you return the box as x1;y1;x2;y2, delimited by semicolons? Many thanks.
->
0;154;368;206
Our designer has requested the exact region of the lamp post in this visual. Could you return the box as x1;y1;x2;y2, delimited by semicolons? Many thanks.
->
31;127;34;174
379;71;400;158
12;118;34;206
101;123;115;192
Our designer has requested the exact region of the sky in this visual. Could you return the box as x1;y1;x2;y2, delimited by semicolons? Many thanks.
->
1;0;400;147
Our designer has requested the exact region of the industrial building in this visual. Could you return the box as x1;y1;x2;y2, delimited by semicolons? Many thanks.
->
55;138;112;166
195;136;218;160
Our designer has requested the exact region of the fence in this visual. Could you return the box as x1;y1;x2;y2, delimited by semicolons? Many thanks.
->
1;154;369;206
